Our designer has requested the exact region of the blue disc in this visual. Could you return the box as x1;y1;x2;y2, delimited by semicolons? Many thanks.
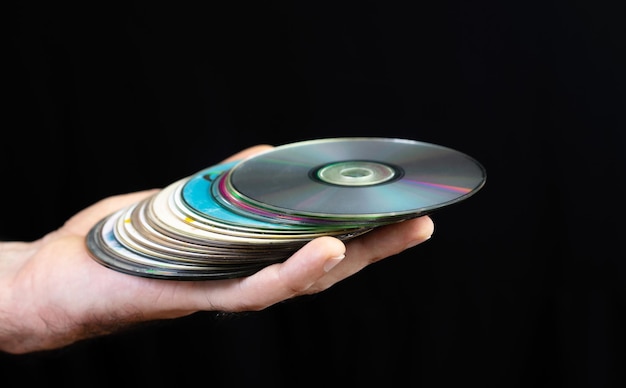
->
181;161;293;230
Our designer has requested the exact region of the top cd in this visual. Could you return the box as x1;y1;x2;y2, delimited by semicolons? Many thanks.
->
222;137;486;222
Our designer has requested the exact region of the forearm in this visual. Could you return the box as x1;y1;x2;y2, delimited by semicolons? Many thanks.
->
0;240;40;353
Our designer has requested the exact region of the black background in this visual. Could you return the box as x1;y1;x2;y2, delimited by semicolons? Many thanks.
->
2;1;625;387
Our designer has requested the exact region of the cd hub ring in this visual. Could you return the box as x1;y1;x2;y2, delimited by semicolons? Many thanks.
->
315;161;398;187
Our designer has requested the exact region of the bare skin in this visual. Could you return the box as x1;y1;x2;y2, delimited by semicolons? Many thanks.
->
0;145;434;354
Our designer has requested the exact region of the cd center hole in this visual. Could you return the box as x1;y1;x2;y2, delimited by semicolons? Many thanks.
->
341;167;372;179
316;161;397;186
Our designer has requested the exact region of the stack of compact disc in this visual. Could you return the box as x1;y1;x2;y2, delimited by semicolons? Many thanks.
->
86;137;487;280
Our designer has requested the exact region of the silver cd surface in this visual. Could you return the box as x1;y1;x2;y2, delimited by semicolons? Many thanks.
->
223;137;486;221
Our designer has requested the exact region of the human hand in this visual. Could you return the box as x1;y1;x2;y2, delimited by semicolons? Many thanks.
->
0;145;434;354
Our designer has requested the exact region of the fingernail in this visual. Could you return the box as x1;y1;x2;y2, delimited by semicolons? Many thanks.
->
405;235;432;250
324;254;345;272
